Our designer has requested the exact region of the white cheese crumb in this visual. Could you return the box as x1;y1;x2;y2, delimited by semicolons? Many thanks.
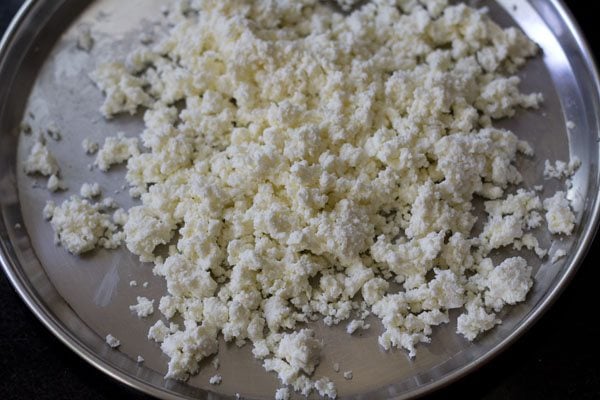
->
147;320;169;343
566;120;575;130
544;191;576;235
275;387;290;400
314;377;337;399
544;158;581;180
95;132;140;171
129;296;155;318
45;196;121;254
209;374;222;385
105;334;120;348
136;355;145;363
24;138;59;176
343;370;353;380
82;138;99;154
47;174;67;192
346;319;370;335
484;257;533;312
129;280;138;287
333;363;340;373
143;281;149;288
80;182;101;199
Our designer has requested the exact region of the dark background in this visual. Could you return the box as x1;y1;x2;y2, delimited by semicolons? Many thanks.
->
1;1;599;399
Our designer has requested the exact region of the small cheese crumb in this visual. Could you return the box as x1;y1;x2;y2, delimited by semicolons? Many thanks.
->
148;320;169;342
24;138;59;176
137;355;145;363
275;387;290;400
129;280;138;287
544;191;576;235
80;182;101;199
129;296;155;318
44;196;122;254
314;377;337;399
209;374;222;385
343;370;353;380
95;132;140;171
346;319;370;335
333;363;340;373
47;174;67;192
105;334;120;348
544;158;581;180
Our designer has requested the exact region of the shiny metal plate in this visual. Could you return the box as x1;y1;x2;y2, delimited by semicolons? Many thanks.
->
1;1;599;399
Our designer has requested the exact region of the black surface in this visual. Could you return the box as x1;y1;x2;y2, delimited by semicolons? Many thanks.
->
1;1;600;399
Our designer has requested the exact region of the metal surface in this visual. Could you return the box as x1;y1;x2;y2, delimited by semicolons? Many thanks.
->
1;1;599;399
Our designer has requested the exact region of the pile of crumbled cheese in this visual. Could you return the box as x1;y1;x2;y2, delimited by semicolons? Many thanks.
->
25;0;582;398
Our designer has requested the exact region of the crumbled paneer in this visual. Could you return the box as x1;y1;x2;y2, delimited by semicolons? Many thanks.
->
275;387;290;400
148;320;172;343
80;182;101;198
47;174;67;192
95;132;140;171
544;158;581;180
44;196;123;254
137;355;145;363
82;138;99;154
544;191;576;235
346;319;370;335
129;280;138;287
129;296;155;318
343;371;353;380
29;0;580;396
24;138;59;176
209;374;222;385
105;334;120;348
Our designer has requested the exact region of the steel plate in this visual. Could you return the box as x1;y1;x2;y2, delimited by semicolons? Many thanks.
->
1;1;599;399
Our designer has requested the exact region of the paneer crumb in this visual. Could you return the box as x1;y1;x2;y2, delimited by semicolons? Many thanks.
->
80;182;101;199
209;374;222;385
129;296;155;318
47;174;67;192
105;334;120;348
95;132;140;171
